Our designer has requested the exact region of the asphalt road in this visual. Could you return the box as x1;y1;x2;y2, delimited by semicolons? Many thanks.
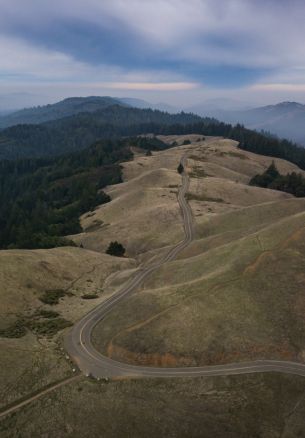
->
65;150;305;379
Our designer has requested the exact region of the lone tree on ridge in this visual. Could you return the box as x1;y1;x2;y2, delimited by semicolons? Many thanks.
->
177;163;184;174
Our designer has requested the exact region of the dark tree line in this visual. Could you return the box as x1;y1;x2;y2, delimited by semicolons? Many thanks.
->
1;103;305;174
0;106;204;160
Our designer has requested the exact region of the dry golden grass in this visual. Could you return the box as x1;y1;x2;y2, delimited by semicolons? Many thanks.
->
3;373;305;438
91;136;305;368
0;247;134;406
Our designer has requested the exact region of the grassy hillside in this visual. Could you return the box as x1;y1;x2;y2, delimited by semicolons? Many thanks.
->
91;137;305;367
0;246;135;408
2;373;305;437
2;135;305;436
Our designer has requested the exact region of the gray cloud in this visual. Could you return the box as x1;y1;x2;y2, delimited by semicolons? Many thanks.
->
0;0;305;106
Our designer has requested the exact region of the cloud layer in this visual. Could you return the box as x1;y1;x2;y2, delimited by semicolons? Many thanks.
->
0;0;304;105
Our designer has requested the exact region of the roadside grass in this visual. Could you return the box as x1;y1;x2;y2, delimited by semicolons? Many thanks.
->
92;203;305;366
0;314;72;338
2;374;305;437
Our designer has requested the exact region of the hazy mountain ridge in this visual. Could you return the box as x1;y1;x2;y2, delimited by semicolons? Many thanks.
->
0;96;128;128
0;96;178;128
119;97;178;113
190;101;305;146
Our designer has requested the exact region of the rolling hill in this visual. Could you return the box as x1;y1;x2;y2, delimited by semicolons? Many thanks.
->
0;96;127;128
2;135;305;436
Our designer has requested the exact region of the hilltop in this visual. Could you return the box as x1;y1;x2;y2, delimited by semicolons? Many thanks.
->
0;96;127;128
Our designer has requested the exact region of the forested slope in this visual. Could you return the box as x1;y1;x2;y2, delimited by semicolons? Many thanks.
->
0;106;204;159
0;137;162;249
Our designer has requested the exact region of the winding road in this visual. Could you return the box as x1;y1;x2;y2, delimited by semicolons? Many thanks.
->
65;150;305;379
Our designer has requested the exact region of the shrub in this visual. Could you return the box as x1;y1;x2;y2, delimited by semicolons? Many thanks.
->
106;241;126;257
39;289;66;305
28;318;72;336
38;309;59;318
177;163;184;174
0;320;27;338
81;293;99;299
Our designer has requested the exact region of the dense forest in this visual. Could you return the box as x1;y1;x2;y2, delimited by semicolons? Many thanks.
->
249;162;305;197
2;103;305;172
0;106;204;160
0;136;167;249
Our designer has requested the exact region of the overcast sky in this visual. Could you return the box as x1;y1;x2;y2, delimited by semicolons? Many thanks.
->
0;0;305;109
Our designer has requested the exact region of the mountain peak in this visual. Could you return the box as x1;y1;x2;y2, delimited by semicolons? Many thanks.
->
276;101;304;108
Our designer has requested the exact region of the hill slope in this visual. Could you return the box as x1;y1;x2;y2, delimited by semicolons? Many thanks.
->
0;96;127;128
89;136;305;369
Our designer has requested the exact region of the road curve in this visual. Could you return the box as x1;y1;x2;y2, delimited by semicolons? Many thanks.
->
65;149;305;379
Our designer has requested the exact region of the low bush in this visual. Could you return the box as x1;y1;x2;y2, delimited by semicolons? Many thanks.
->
39;289;66;305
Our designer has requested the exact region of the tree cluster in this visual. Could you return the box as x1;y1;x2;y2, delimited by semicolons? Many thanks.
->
106;241;126;257
0;106;203;160
250;162;305;197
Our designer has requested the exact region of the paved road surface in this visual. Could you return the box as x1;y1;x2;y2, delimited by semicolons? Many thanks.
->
65;148;305;379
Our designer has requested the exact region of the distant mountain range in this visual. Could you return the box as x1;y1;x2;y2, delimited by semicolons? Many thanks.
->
189;100;305;146
0;96;126;128
118;98;177;113
0;96;178;128
3;96;304;147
